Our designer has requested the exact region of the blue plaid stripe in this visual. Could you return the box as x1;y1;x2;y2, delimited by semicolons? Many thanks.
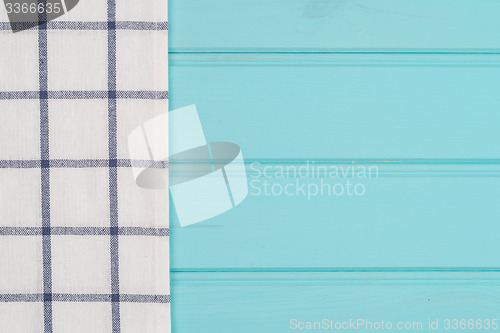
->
0;1;170;331
0;159;168;168
36;1;53;331
0;294;170;303
0;90;168;99
0;21;168;31
0;227;169;236
106;0;122;331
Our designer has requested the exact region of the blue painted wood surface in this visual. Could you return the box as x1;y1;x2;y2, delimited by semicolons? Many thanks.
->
169;1;500;331
169;0;500;52
171;271;500;333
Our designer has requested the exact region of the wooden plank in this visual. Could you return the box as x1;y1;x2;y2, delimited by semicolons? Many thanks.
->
169;54;500;269
170;166;500;269
169;53;500;160
169;0;500;52
171;271;500;333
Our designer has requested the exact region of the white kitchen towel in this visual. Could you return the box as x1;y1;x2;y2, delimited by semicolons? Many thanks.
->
0;1;170;332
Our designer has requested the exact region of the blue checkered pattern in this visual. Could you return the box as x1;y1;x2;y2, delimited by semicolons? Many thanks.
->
0;0;169;332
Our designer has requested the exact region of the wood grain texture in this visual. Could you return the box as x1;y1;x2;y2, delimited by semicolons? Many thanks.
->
170;53;500;160
170;167;500;269
171;272;500;332
169;55;500;269
168;1;500;331
169;0;500;52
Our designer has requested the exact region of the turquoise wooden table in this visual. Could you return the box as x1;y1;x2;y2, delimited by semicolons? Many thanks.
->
168;1;500;331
